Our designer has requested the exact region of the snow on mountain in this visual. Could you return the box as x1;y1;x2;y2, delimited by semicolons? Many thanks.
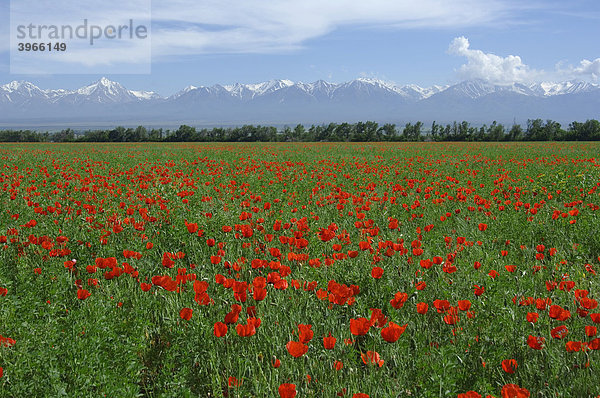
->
169;85;200;100
1;81;48;103
131;90;161;100
3;77;599;106
71;77;142;103
435;79;547;100
530;81;600;96
400;84;449;99
245;79;295;96
1;77;162;105
2;77;599;126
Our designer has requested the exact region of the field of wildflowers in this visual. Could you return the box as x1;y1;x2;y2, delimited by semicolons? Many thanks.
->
0;142;599;397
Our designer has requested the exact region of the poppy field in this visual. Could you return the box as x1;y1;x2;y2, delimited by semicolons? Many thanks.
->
1;141;600;397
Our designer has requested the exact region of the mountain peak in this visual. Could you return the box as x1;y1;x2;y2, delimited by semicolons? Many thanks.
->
2;77;599;126
2;80;39;91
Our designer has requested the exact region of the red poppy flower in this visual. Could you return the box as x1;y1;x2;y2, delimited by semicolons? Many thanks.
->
228;376;242;387
236;322;256;337
214;322;228;337
526;312;539;323
179;307;193;320
298;324;314;343
390;292;408;309
186;222;198;233
272;357;281;368
550;325;568;339
444;313;459;325
458;392;481;398
381;322;407;343
585;326;597;337
433;299;450;312
419;258;433;269
549;305;570;321
371;266;383;279
286;341;308;358
278;383;297;398
334;360;343;371
353;394;370;398
77;289;91;300
590;313;600;323
416;302;429;314
350;317;371;336
527;335;545;350
478;223;488;231
361;351;384;367
501;359;518;373
224;304;242;324
565;341;582;352
458;300;471;311
323;333;336;349
0;336;15;347
501;384;530;398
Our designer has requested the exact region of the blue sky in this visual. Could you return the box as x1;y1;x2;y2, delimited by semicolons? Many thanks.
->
1;0;599;96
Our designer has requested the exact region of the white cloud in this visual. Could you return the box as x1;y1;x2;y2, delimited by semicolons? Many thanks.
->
449;36;600;84
448;36;540;84
559;58;600;81
149;0;526;56
3;0;532;68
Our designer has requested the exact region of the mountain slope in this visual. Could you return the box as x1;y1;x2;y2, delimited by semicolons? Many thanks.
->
1;77;599;127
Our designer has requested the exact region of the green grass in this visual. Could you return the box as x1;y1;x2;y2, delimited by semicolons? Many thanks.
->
0;142;599;397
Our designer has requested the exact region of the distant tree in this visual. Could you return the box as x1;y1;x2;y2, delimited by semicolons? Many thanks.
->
53;128;75;142
430;121;440;141
379;123;397;141
487;121;505;141
401;123;413;141
282;126;293;142
304;125;316;142
108;126;126;142
5;118;597;143
323;123;338;141
364;121;379;141
439;124;451;141
543;120;563;141
507;123;524;141
172;125;196;141
525;119;544;141
335;123;353;141
472;125;486;141
147;128;161;141
569;119;600;141
293;124;306;141
129;126;148;142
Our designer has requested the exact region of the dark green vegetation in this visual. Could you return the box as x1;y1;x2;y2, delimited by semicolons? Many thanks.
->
2;118;600;143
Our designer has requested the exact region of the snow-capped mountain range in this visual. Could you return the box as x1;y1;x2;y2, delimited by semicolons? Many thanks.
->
1;77;599;127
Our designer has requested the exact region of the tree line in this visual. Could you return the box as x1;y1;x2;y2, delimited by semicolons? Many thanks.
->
1;119;600;143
